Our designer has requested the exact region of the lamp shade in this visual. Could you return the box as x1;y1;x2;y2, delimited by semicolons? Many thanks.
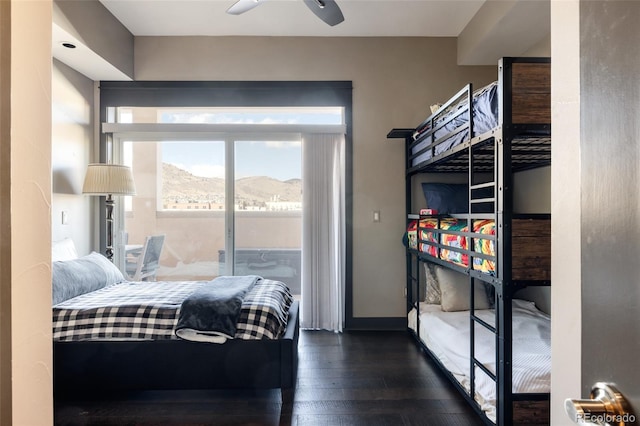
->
82;163;136;196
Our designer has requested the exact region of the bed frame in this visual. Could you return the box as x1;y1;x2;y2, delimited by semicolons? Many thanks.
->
54;300;299;402
388;57;551;425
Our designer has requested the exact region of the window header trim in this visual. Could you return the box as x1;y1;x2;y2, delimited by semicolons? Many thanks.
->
100;81;353;108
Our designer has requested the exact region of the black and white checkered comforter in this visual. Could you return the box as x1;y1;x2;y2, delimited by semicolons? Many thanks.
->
53;278;293;342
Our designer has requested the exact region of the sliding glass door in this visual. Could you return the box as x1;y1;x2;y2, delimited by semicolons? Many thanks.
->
233;140;302;294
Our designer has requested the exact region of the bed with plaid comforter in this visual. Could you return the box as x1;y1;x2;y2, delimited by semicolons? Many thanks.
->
53;277;293;343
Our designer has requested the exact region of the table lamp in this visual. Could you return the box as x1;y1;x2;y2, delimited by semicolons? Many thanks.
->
82;163;136;261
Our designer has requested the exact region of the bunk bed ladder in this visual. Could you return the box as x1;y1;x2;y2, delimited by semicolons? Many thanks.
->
468;123;516;426
469;279;498;419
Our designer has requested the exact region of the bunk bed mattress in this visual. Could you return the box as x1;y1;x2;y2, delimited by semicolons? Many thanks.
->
407;218;495;273
408;300;550;422
411;81;498;166
53;278;293;342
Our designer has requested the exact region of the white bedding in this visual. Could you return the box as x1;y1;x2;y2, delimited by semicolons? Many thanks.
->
408;299;550;423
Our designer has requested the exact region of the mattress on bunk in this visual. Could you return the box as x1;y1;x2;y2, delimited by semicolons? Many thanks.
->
407;300;550;423
411;81;499;166
407;218;495;273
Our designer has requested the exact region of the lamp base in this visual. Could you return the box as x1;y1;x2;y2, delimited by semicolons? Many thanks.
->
105;194;114;262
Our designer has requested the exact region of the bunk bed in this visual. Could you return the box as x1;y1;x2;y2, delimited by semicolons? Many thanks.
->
387;57;551;426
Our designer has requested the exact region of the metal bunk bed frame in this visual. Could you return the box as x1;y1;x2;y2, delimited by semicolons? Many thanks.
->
388;57;551;426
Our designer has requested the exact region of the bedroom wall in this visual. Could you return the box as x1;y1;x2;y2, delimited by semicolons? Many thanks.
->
52;59;96;256
53;0;134;79
457;0;550;66
523;33;551;57
133;36;497;320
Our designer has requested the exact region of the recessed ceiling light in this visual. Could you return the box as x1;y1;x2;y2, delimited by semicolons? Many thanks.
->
61;42;76;49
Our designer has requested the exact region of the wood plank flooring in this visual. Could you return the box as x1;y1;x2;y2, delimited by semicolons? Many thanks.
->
55;330;485;426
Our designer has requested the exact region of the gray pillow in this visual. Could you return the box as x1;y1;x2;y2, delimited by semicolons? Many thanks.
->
52;252;125;305
421;183;468;214
436;266;491;312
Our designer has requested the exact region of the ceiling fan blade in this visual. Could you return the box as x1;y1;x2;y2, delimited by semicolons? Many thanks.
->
227;0;266;15
303;0;344;26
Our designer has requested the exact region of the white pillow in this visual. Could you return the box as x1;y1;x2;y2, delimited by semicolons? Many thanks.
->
86;251;126;286
52;238;78;262
436;266;491;312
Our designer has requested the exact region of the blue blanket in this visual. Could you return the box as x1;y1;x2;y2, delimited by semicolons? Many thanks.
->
175;275;260;343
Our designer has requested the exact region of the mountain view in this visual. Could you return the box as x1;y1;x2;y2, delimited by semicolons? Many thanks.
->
162;163;302;210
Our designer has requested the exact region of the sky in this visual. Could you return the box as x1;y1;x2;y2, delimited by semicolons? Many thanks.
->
155;108;342;181
162;140;302;181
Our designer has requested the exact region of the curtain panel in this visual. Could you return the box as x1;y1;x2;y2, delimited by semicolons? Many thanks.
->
301;133;345;332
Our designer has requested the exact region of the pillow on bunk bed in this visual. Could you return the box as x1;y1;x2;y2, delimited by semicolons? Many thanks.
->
52;238;79;262
424;263;441;304
421;183;468;214
435;266;492;312
52;252;125;305
421;183;493;214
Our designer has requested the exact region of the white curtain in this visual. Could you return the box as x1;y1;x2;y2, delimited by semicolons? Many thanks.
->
301;133;345;332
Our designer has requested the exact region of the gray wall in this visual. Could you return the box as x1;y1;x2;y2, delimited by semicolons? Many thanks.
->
52;59;96;256
457;0;550;65
54;0;134;78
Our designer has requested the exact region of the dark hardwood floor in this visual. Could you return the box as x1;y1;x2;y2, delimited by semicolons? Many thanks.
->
55;330;484;426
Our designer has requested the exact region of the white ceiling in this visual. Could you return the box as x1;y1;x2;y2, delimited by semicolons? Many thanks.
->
98;0;487;37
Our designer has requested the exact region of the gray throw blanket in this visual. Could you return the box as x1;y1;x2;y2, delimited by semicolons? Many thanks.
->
175;275;260;343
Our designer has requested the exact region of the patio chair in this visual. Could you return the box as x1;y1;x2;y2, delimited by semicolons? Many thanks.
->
125;234;165;281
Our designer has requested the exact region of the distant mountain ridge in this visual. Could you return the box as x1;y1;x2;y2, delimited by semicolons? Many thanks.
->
162;163;301;206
